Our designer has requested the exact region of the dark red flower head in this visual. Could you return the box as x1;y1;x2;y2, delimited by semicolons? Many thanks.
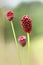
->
21;15;32;33
18;35;26;47
6;10;14;21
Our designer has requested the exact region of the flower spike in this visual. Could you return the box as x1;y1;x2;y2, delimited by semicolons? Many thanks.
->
6;10;14;21
21;15;32;33
18;35;26;47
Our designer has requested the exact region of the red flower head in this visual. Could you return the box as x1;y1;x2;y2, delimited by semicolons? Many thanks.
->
18;35;26;47
21;15;32;34
6;10;14;21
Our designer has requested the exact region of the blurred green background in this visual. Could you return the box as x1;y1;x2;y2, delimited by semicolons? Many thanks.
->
3;2;43;42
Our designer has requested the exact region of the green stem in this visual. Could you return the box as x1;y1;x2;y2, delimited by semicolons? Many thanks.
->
27;33;30;65
23;47;26;65
10;21;22;65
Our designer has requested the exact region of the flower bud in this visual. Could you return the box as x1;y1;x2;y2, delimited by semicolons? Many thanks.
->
21;15;32;33
18;36;26;47
6;10;14;21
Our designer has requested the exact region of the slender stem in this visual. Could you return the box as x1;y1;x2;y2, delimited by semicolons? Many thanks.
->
23;47;26;65
27;33;30;50
10;21;22;65
27;33;30;65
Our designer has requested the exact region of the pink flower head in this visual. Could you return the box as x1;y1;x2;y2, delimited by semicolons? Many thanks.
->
21;15;32;34
6;10;14;21
18;35;26;47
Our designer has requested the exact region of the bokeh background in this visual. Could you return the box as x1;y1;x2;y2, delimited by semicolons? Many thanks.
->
0;0;43;65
